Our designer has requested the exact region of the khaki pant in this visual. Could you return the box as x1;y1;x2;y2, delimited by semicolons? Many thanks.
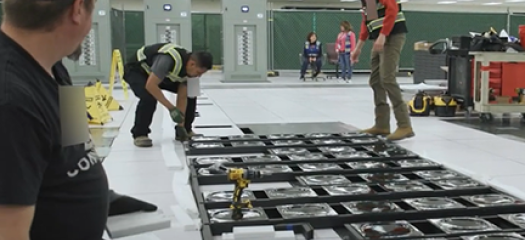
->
369;33;411;129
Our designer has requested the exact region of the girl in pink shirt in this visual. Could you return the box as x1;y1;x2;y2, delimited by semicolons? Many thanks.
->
335;21;356;81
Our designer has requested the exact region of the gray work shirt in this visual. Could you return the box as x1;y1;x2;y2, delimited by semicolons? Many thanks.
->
150;54;200;97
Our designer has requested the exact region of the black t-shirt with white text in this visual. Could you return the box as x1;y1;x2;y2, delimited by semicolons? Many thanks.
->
0;31;109;240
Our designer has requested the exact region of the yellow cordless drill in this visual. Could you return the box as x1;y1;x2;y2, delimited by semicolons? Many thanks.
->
209;163;266;220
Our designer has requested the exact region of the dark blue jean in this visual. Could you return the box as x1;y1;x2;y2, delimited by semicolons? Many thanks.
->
338;52;352;79
300;57;323;77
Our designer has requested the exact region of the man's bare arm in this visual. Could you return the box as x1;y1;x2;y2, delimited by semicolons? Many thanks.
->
0;205;34;240
145;54;180;110
176;84;188;126
145;73;176;110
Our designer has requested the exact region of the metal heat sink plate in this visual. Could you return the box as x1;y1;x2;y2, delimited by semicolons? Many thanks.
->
340;132;371;137
304;133;334;138
396;159;440;168
264;186;318;199
241;155;281;162
191;136;221;141
249;164;292;174
288;152;327;161
350;138;381;144
360;173;409;183
382;181;433;192
191;142;224;149
203;190;255;202
319;146;356;153
269;147;309;155
347;161;389;169
322;184;372;196
298;163;343;172
272;140;305;146
433;179;483;190
297;175;352;186
414;170;463;180
228;134;259;140
465;194;520;207
462;232;525;240
351;221;424;239
334;151;371;159
277;203;337;219
192;156;232;165
404;197;464;210
311;139;345;145
208;208;268;223
231;141;266;147
342;201;401;214
429;217;500;234
267;134;297;139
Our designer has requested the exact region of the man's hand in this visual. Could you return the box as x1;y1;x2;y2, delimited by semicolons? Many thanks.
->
351;49;361;64
373;34;386;52
169;108;185;124
175;126;189;141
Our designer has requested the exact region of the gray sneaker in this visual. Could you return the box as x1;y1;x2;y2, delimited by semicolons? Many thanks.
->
134;136;153;147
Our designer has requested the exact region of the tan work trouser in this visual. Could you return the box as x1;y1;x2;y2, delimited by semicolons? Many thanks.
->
369;33;411;129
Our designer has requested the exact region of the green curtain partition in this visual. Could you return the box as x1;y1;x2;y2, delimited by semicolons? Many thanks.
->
271;11;507;70
123;11;145;63
272;12;313;70
110;8;126;60
510;14;525;37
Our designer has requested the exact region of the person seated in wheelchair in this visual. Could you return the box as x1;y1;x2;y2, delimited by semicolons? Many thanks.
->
300;32;323;80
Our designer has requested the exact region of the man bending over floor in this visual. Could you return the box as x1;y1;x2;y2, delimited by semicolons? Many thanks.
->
125;43;213;147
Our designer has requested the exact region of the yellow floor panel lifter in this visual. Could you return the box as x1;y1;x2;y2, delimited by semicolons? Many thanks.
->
210;163;267;220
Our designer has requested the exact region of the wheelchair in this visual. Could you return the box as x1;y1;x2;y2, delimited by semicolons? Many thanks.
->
299;53;327;82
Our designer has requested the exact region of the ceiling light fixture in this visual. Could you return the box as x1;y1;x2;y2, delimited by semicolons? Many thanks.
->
482;2;502;4
340;0;358;2
437;1;457;4
505;0;525;2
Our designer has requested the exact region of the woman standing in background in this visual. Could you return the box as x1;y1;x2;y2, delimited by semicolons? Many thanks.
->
336;21;356;81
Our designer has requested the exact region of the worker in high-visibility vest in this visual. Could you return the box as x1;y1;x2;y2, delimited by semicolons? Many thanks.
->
125;43;213;147
351;0;414;141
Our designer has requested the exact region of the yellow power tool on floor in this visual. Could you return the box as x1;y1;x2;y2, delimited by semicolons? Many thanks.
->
209;163;267;220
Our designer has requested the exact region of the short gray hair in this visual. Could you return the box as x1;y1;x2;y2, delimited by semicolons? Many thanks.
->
2;0;95;31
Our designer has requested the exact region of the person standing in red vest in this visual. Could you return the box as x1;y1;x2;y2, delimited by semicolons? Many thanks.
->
351;0;415;141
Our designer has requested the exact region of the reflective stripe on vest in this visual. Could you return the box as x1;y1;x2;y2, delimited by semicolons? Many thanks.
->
304;41;321;56
136;43;185;82
366;11;405;32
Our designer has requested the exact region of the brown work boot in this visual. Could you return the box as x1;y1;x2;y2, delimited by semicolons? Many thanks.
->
386;127;415;141
361;126;391;136
188;131;203;138
134;136;153;147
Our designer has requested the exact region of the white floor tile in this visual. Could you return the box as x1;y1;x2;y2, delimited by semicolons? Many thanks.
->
109;173;173;195
455;138;525;160
103;161;171;178
104;150;164;163
489;175;525;200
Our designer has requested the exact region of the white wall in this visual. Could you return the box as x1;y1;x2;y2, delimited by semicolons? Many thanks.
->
111;0;525;13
